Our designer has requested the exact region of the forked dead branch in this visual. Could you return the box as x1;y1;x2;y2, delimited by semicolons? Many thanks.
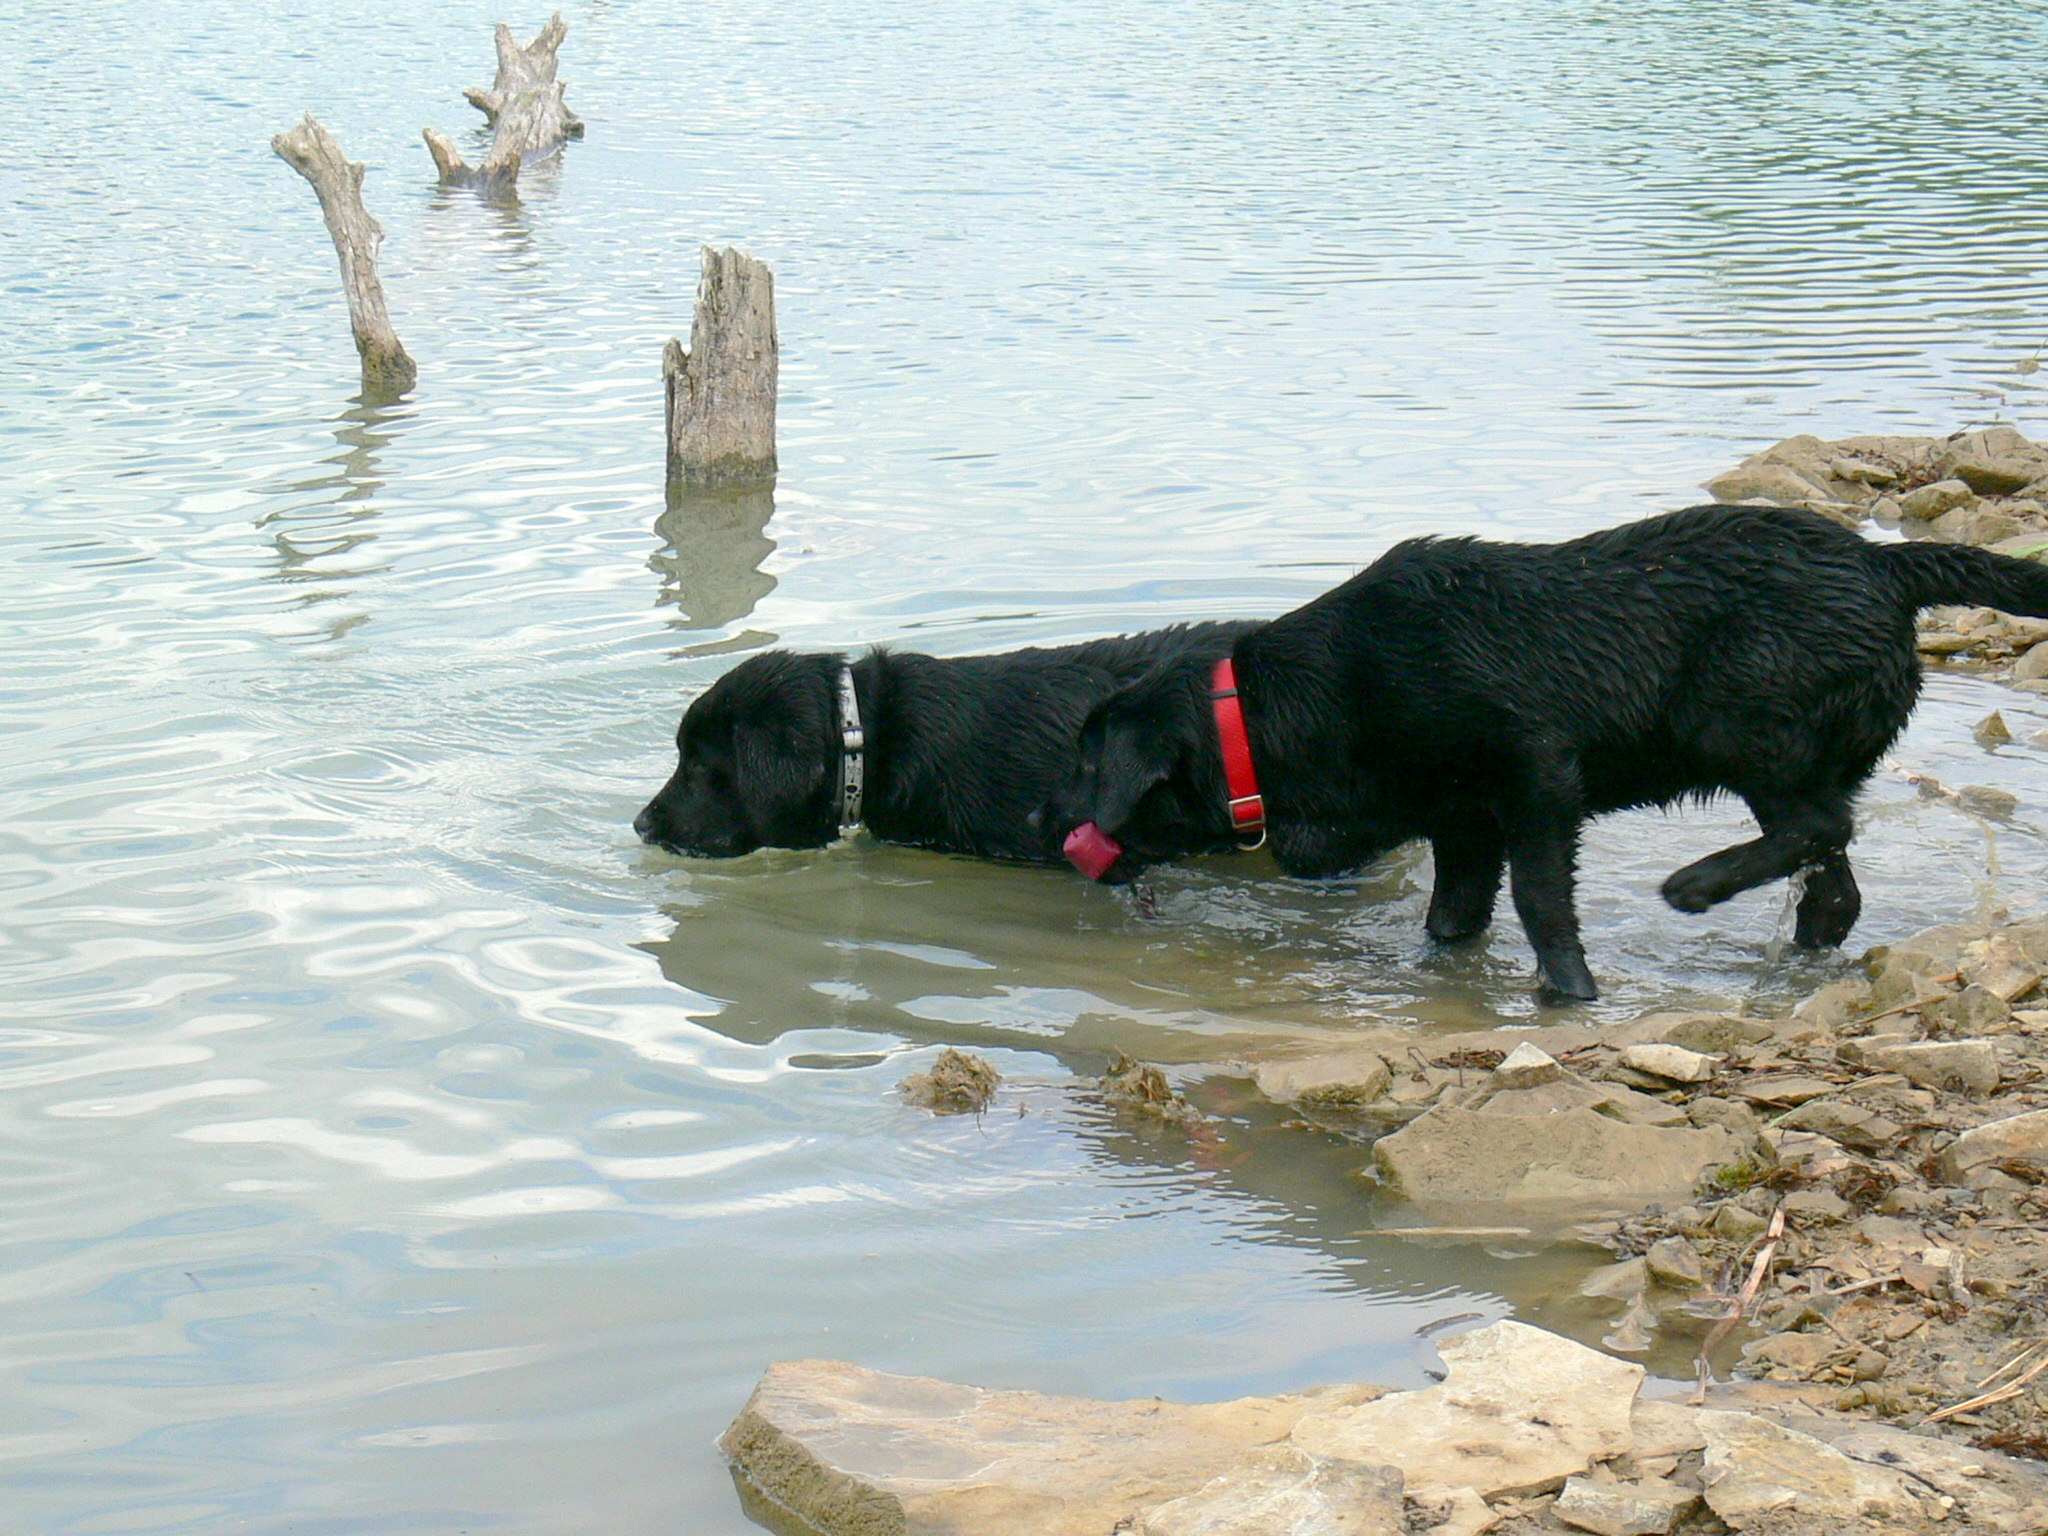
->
426;12;583;199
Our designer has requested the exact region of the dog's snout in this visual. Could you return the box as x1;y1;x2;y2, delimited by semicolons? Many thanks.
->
632;806;656;841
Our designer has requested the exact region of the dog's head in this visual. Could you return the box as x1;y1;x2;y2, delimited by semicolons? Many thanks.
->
1047;662;1229;879
634;651;840;857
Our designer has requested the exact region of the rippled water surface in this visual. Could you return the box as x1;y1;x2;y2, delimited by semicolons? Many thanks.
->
13;2;2048;1530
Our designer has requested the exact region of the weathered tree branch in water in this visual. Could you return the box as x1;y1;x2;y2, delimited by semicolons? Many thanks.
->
666;246;779;488
271;115;417;397
465;14;583;139
426;13;582;199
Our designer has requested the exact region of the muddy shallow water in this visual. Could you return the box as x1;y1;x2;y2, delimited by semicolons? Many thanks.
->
12;1;2048;1531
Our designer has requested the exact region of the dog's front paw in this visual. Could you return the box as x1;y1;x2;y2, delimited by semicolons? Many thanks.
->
1536;956;1599;1004
1659;869;1716;914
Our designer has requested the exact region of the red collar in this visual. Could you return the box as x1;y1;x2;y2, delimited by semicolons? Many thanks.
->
1209;657;1266;846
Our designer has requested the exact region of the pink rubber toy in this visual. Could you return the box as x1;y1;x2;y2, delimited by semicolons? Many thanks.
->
1063;821;1123;881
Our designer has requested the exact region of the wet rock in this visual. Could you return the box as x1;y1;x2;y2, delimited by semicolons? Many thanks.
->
1580;1256;1650;1302
1136;1445;1405;1536
1898;478;1976;519
899;1047;1001;1113
1553;1475;1699;1536
1960;783;2020;819
1934;1106;2048;1181
1977;709;2016;746
1705;462;1829;504
1847;1037;2000;1094
1291;1320;1642;1500
720;1359;1389;1536
1101;1051;1205;1125
1602;1299;1658;1355
1696;1410;1928;1530
1254;1050;1391;1107
2016;641;2048;682
1373;1105;1739;1222
1643;1236;1706;1290
1618;1043;1720;1084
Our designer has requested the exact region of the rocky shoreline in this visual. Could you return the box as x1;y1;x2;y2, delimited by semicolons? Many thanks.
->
733;924;2048;1536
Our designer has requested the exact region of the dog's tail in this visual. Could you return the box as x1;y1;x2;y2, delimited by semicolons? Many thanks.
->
1874;538;2048;616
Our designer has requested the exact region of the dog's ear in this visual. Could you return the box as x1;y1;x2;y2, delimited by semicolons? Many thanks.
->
1080;705;1181;835
734;720;826;817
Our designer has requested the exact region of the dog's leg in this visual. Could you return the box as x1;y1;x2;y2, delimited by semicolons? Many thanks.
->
1792;849;1860;949
1424;813;1505;943
1504;813;1597;1002
1661;797;1854;915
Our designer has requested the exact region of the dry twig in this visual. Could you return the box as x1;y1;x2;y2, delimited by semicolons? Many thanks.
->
1692;1205;1786;1404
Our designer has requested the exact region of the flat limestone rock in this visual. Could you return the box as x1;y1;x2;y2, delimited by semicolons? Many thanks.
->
720;1359;1388;1536
1811;1421;2048;1535
1696;1410;1928;1530
1705;463;1828;504
1846;1037;1999;1094
1934;1106;2048;1182
1373;1105;1738;1222
1446;1048;1689;1127
1290;1320;1643;1501
1253;1049;1392;1106
1553;1474;1699;1535
1136;1445;1404;1536
1618;1043;1721;1083
1603;1012;1773;1054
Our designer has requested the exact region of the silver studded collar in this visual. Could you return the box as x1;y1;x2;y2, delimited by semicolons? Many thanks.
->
836;662;865;836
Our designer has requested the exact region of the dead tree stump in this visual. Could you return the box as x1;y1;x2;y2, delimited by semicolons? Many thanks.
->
665;247;778;488
272;115;417;397
426;13;581;199
465;14;583;139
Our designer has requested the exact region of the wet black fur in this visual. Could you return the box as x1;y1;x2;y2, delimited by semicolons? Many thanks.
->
635;623;1253;863
1049;504;2048;1001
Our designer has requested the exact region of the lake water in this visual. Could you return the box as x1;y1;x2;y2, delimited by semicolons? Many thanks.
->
12;1;2048;1530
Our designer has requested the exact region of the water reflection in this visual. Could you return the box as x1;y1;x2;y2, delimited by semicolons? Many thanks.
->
650;482;778;631
258;394;407;637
